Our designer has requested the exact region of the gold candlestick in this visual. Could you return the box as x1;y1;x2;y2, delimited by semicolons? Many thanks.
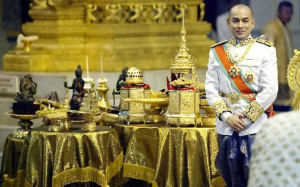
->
97;78;111;109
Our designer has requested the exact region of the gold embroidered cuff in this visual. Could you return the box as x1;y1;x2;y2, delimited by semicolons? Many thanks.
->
243;101;264;122
212;100;231;118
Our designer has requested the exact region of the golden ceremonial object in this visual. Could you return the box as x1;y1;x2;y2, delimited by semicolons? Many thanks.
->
123;97;169;123
287;49;300;109
118;67;151;124
166;13;202;127
5;112;38;138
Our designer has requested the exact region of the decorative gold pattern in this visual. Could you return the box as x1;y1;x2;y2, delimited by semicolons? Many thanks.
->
287;49;300;109
180;92;195;113
243;101;264;122
170;76;193;87
229;37;254;47
226;37;255;65
256;38;274;47
120;89;129;110
229;64;240;78
212;100;231;117
169;91;180;114
219;92;257;104
245;71;255;83
167;91;201;126
129;89;145;114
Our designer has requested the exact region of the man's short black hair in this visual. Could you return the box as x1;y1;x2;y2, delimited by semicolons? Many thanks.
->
278;1;293;12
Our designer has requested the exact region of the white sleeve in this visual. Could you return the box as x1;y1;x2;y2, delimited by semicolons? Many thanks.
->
205;49;222;106
255;46;278;109
205;49;232;118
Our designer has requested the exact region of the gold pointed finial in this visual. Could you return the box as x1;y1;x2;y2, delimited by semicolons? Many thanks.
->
170;8;194;74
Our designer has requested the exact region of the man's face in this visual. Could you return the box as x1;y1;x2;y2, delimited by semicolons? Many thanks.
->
227;6;255;40
278;6;293;25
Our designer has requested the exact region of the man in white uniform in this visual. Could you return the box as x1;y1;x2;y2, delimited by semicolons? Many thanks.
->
205;4;278;187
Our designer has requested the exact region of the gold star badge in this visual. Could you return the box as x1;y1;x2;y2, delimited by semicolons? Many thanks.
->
229;65;240;78
245;72;255;83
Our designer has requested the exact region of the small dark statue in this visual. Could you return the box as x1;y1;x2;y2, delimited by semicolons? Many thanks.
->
112;67;128;107
15;74;37;103
13;74;39;114
65;65;86;110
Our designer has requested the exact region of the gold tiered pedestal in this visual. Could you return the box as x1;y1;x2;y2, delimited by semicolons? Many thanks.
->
5;112;38;138
3;0;214;72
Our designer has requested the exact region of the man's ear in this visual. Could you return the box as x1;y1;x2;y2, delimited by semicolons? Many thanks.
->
252;18;256;27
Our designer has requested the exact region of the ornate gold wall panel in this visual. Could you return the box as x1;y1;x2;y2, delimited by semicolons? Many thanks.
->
3;0;214;72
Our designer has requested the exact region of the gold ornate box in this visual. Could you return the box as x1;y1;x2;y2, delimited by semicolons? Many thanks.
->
166;90;201;127
118;88;151;124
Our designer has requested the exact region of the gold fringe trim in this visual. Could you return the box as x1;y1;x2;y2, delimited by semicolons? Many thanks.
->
52;167;108;187
105;152;124;182
210;176;226;187
123;163;155;184
18;153;123;187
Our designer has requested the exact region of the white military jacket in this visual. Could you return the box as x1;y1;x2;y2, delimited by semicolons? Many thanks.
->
205;36;278;136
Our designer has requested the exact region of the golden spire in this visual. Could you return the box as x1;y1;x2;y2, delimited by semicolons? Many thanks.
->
170;9;194;74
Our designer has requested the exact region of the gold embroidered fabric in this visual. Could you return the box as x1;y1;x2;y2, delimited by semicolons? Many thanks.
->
212;100;231;118
0;135;25;187
0;125;123;187
243;101;264;122
229;36;254;47
115;124;224;187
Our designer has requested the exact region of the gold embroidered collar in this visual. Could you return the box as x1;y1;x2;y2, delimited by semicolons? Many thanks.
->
229;36;254;47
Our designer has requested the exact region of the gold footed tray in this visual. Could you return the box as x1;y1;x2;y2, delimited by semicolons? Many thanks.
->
68;110;98;132
5;112;38;138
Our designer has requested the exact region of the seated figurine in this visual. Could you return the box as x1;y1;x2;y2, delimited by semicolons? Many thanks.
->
70;80;86;110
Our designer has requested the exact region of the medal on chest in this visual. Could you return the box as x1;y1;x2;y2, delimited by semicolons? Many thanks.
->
229;64;240;78
245;72;255;83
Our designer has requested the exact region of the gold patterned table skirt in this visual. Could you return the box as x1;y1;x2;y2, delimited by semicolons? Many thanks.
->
1;125;123;187
114;124;225;187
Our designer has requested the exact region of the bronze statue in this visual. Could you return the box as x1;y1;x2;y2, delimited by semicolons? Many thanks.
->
64;65;86;110
15;74;37;103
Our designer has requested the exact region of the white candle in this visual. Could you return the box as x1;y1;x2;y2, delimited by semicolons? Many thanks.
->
86;55;89;79
182;8;185;26
101;57;103;79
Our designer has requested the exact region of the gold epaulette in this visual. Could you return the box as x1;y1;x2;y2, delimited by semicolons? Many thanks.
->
211;40;228;48
256;38;273;47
